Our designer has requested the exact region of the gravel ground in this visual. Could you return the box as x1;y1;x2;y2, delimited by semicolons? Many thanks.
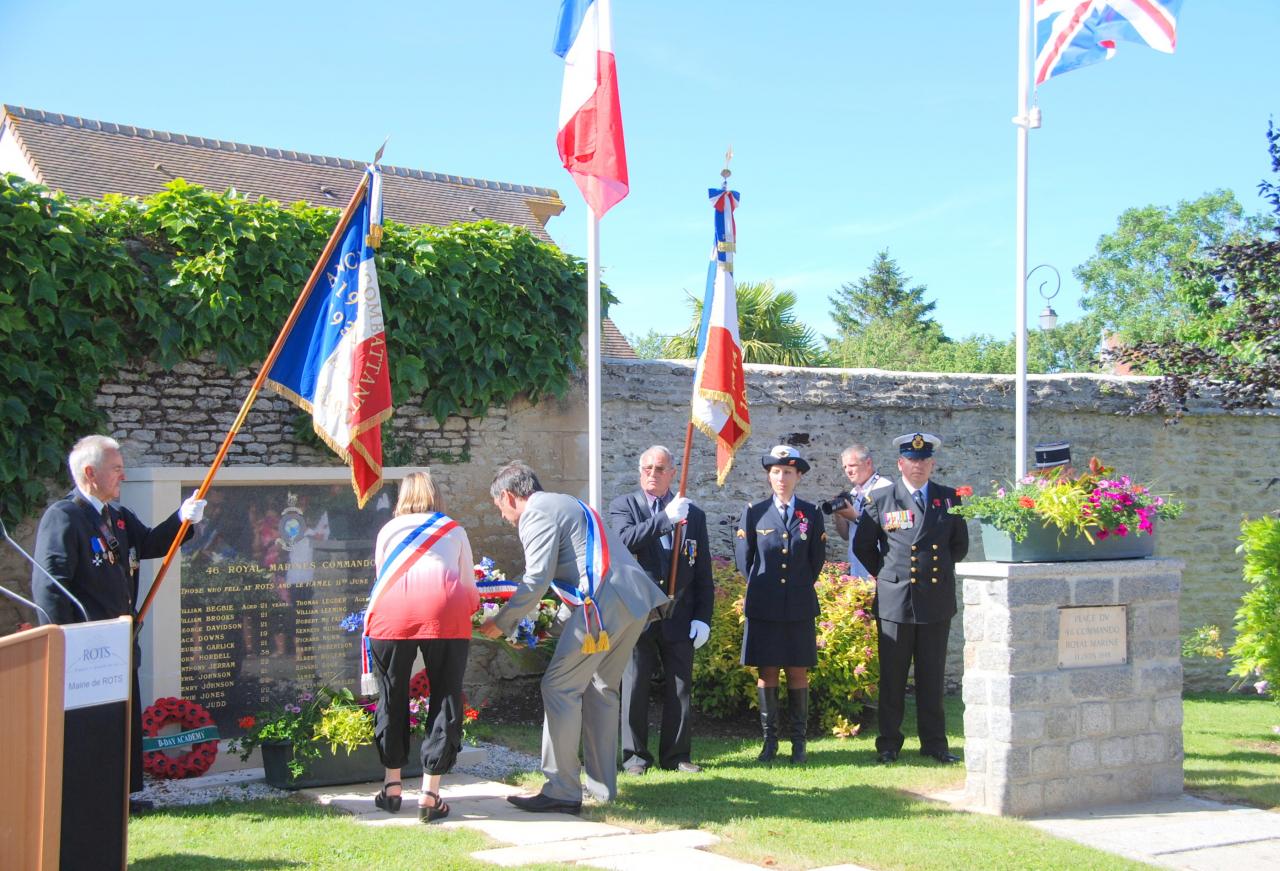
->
136;740;540;809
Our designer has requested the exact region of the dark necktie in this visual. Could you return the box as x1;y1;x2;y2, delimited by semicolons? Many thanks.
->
653;496;672;549
913;490;926;513
782;505;790;527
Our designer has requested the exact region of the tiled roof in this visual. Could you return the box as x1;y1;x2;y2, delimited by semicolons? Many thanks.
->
2;105;564;241
602;316;638;358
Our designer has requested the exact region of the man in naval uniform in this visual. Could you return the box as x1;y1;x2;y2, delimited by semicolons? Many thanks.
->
852;432;968;764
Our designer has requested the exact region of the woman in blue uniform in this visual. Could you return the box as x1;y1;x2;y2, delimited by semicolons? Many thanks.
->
735;445;826;763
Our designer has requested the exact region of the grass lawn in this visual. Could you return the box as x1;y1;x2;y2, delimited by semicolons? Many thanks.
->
1183;691;1280;810
129;693;1276;870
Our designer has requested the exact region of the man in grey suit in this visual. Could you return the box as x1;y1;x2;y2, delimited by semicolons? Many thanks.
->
480;461;667;813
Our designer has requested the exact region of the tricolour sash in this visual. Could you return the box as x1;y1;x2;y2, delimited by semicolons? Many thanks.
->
549;499;612;654
361;512;459;680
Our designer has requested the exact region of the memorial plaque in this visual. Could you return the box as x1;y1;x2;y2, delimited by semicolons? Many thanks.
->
1058;605;1127;668
178;483;391;737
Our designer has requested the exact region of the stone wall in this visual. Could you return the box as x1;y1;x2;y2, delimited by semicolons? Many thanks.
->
5;356;1276;691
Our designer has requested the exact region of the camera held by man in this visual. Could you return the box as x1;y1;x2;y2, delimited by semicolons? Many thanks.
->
819;492;852;515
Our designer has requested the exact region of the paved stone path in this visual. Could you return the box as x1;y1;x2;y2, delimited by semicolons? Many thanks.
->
1027;794;1280;870
302;773;825;869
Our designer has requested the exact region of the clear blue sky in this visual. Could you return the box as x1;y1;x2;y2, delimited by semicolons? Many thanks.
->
3;1;1276;344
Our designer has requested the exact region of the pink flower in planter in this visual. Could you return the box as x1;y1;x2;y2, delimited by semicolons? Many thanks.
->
1114;524;1129;537
1096;529;1110;540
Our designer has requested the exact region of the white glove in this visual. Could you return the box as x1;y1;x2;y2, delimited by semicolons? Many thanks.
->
179;490;207;524
689;619;710;649
663;496;691;524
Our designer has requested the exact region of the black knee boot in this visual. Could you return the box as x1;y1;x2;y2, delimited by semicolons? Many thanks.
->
788;687;809;764
756;686;779;763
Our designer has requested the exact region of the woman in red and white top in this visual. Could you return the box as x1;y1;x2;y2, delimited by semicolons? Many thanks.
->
366;470;478;823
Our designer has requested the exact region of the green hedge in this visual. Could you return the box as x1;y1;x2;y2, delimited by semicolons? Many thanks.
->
694;559;879;734
0;174;597;525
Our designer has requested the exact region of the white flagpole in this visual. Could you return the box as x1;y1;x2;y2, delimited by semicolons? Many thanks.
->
587;210;602;509
1013;0;1038;480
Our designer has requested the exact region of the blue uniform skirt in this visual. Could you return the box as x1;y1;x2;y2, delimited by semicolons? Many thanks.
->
740;617;817;667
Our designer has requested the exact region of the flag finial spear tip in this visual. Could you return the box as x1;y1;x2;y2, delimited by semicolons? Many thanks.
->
721;146;733;183
373;136;391;166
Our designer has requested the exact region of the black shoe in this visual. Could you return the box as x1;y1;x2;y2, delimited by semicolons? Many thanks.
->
787;687;809;764
662;761;702;773
506;793;582;815
757;686;780;762
622;763;648;776
128;797;154;815
374;780;403;813
922;750;961;764
877;750;899;764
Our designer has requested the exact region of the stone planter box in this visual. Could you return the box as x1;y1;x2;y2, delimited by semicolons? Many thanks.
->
261;738;426;790
980;522;1155;562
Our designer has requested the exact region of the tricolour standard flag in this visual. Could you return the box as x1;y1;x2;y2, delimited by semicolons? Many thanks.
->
1035;0;1182;85
266;167;392;507
553;0;629;216
691;187;750;486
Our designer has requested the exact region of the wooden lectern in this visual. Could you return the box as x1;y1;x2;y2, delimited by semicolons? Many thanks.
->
0;624;65;869
0;617;133;871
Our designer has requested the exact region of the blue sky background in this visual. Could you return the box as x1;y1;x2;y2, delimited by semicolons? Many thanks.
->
2;1;1276;344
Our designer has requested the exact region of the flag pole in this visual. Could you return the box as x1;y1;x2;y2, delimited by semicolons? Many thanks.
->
134;170;374;628
587;210;602;510
1013;0;1038;480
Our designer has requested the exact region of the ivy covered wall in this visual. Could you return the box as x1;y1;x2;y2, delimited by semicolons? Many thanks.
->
0;174;594;526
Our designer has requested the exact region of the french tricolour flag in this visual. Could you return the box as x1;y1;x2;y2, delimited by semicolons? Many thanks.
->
691;188;751;486
267;167;392;508
553;0;629;217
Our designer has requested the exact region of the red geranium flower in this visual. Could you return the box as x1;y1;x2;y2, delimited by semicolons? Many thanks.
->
1018;496;1036;509
956;486;973;498
238;715;256;729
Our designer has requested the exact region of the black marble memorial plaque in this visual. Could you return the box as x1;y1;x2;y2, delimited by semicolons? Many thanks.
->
178;483;391;737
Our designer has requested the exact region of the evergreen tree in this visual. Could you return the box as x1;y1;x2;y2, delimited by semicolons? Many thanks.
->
828;249;941;338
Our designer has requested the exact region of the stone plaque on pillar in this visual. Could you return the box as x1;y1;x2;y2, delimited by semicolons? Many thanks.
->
1058;606;1127;668
178;483;392;739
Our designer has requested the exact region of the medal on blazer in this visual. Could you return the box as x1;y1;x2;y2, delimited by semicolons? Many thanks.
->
129;547;140;574
685;539;697;566
883;510;915;531
91;536;115;565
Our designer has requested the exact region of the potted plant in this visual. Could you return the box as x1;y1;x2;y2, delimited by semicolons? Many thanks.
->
228;683;477;789
951;457;1183;562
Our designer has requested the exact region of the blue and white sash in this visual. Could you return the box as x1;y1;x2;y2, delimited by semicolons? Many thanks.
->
361;512;459;680
549;499;613;654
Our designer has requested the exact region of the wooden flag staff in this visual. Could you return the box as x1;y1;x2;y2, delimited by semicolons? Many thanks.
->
666;153;733;597
134;168;375;630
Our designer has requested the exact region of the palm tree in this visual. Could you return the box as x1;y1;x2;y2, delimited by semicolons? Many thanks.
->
662;280;825;367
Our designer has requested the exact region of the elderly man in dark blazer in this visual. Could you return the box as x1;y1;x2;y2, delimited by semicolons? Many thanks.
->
852;432;968;765
32;434;204;811
609;445;713;775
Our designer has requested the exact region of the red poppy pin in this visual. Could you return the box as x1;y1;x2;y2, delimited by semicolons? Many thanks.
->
116;519;126;530
932;498;942;508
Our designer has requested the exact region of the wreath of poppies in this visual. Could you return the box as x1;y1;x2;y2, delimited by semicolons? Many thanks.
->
409;669;431;700
141;696;219;779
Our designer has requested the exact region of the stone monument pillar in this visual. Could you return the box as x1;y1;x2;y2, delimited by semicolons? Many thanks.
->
959;557;1185;816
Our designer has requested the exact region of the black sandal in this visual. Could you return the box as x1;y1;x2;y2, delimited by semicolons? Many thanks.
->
419;790;449;823
375;781;402;813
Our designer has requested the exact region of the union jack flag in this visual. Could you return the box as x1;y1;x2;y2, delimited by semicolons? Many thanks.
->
1035;0;1182;85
